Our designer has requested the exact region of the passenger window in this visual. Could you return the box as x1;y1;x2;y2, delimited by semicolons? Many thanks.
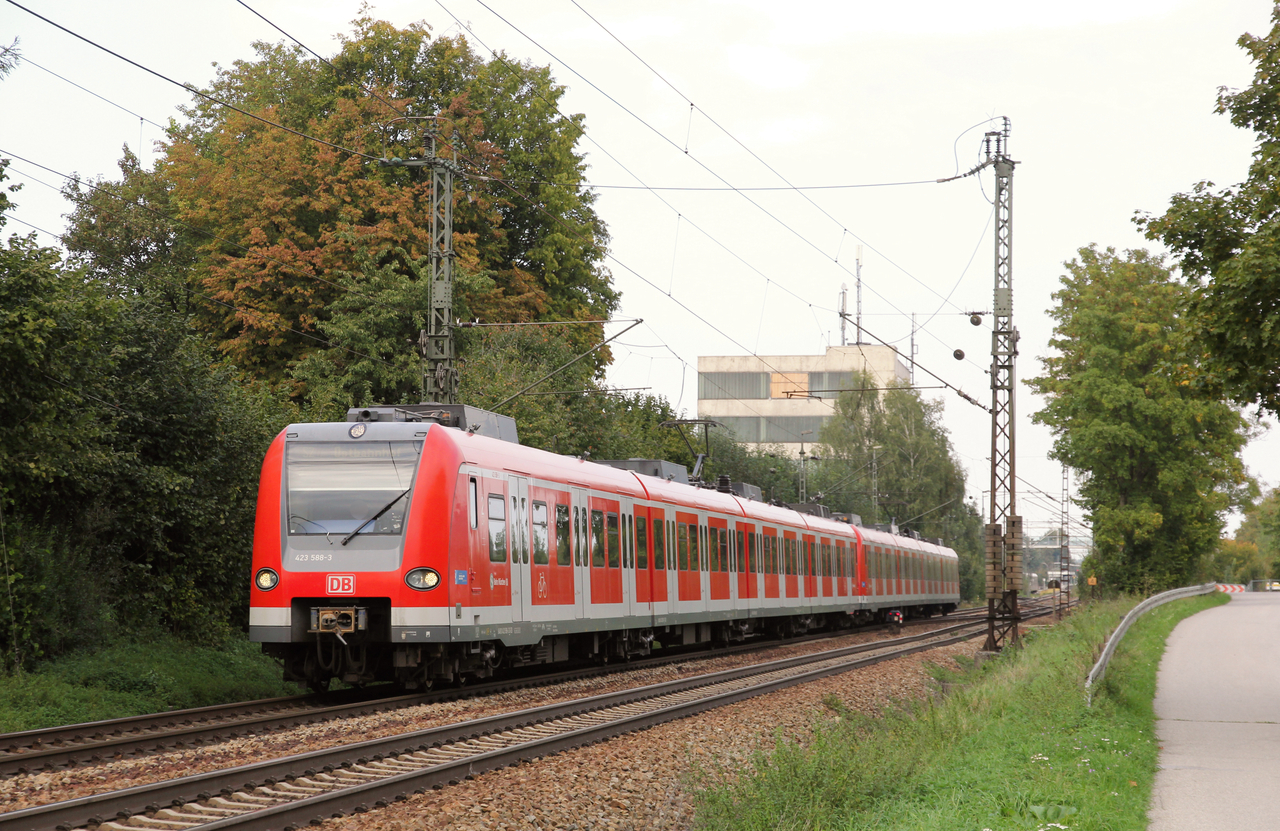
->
487;494;507;563
469;478;478;529
607;513;620;568
532;501;549;565
677;523;689;571
709;527;720;571
515;496;528;565
591;510;605;567
690;524;701;571
653;516;666;570
719;529;729;573
636;516;649;570
555;504;571;566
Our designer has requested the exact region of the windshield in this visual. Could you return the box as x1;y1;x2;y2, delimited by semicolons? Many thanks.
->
286;441;422;536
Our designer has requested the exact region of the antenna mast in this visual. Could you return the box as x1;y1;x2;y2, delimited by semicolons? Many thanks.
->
840;284;848;346
855;245;864;344
983;117;1021;652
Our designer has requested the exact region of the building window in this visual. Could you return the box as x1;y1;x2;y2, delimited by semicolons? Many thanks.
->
698;372;769;400
770;372;808;399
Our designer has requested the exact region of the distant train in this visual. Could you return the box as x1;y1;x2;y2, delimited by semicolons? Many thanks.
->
249;406;960;689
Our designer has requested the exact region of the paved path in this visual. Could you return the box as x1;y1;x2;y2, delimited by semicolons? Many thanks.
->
1148;592;1280;829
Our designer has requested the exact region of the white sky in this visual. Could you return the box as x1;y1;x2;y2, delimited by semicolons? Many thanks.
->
2;0;1277;539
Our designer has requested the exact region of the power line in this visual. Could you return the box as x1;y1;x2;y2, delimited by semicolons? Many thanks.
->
4;0;382;163
506;0;977;315
442;2;993;383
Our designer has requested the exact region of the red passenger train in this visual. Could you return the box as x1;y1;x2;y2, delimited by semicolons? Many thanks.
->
249;406;960;689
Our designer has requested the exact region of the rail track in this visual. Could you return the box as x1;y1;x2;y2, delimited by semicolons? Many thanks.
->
0;606;1065;831
0;609;998;777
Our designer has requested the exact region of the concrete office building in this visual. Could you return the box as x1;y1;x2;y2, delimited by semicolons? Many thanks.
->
697;345;910;458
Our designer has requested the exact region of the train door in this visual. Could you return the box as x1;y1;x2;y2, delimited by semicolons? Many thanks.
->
675;510;701;604
620;498;635;621
572;487;588;620
762;528;779;600
782;531;799;602
709;517;731;603
511;476;532;625
735;522;756;608
634;504;653;606
834;540;845;598
477;482;512;626
589;495;623;607
648;507;671;615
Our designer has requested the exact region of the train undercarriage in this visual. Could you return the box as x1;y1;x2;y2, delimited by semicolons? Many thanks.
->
261;601;956;690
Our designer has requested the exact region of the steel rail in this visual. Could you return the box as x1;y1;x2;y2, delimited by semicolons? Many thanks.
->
0;613;970;776
0;620;994;831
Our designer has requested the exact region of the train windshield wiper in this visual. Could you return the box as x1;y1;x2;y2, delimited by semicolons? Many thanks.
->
341;488;411;546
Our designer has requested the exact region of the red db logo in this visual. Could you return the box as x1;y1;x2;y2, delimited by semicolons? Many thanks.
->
326;574;355;595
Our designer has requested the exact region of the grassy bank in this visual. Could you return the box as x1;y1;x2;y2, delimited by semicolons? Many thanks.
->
0;635;299;732
696;591;1228;831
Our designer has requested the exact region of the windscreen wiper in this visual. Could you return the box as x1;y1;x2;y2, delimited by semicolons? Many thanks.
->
341;488;411;546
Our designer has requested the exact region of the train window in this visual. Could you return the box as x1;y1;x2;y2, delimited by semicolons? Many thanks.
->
607;513;620;568
708;527;720;572
636;516;649;570
573;507;582;567
532;501;549;565
591;510;605;568
718;529;729;573
700;525;708;572
469;478;478;530
286;441;421;537
604;512;619;571
653;517;666;570
556;505;571;566
736;530;744;573
487;494;507;563
515;497;529;565
627;514;635;568
677;523;689;571
690;524;701;571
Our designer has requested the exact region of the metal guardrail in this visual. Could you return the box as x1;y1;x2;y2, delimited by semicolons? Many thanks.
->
1084;583;1218;706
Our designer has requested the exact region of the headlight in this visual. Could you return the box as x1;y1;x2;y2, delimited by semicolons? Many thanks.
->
255;568;279;591
405;568;441;590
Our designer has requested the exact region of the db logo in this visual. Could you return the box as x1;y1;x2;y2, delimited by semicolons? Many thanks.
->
326;574;356;595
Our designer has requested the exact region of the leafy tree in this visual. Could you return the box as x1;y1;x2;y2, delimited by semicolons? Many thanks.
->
1236;488;1280;576
814;373;985;600
1199;538;1268;585
1;161;284;665
1138;6;1280;415
64;16;617;400
1028;246;1254;593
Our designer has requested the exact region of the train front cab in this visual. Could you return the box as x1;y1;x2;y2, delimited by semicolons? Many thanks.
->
249;420;457;688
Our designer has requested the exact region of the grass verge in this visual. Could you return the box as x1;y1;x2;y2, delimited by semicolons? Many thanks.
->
0;634;300;732
695;591;1228;831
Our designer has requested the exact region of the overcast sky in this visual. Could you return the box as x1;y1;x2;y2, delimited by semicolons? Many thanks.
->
2;0;1277;538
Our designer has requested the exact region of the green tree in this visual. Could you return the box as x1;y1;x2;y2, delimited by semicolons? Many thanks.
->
1;160;285;664
815;373;985;601
65;16;617;399
1138;5;1280;415
1236;488;1280;576
1028;246;1254;593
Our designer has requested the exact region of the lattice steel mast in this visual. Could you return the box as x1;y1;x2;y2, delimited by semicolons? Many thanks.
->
385;119;463;405
984;119;1021;652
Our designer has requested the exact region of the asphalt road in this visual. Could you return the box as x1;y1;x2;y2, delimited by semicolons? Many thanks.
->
1148;591;1280;829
